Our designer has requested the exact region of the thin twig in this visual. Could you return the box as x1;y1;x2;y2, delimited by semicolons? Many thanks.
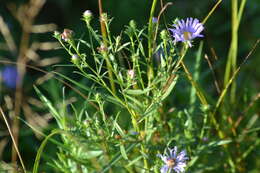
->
204;54;221;94
202;0;222;24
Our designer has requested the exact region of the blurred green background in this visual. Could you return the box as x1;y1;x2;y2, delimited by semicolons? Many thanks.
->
0;0;259;171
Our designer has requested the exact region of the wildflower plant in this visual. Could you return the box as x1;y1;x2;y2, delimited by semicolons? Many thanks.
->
37;9;199;172
31;0;260;173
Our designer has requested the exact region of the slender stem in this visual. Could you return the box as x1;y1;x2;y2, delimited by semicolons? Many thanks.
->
148;0;158;59
224;0;238;104
98;0;107;41
147;0;158;84
98;0;116;94
202;0;222;24
237;0;247;25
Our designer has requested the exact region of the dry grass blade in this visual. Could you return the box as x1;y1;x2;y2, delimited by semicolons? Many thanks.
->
0;107;26;172
204;54;221;94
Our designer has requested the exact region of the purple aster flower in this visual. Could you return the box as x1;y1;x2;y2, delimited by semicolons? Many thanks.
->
169;18;204;47
1;66;19;88
157;146;188;173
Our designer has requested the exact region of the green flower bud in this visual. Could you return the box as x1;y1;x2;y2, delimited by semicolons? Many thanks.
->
53;31;61;39
71;54;79;64
129;20;136;30
83;10;93;23
160;30;168;40
100;13;108;23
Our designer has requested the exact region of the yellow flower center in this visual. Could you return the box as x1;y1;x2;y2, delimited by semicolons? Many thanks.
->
183;31;192;40
166;159;175;168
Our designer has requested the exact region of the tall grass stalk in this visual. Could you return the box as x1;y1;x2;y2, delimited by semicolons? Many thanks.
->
224;0;247;103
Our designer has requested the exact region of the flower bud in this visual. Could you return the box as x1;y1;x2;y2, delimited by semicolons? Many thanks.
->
53;31;61;39
100;13;108;23
127;69;135;79
71;54;79;64
97;42;108;53
61;29;73;42
83;10;93;22
129;20;136;30
160;30;168;40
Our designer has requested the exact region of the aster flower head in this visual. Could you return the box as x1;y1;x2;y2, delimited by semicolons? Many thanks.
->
169;17;204;47
157;146;188;173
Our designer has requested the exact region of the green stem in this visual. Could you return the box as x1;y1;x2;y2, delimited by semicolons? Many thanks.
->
98;0;116;94
147;0;158;84
224;0;238;103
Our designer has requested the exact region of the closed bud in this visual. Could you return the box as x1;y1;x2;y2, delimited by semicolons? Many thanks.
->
116;36;121;45
100;13;108;23
97;42;108;53
127;69;135;79
71;54;79;64
160;30;168;40
95;93;101;102
53;31;61;38
61;29;73;42
129;20;136;30
83;10;93;22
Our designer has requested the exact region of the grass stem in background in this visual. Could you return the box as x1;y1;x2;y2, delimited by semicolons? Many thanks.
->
224;0;247;104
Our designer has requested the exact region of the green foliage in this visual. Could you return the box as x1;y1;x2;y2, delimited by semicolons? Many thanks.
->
0;0;260;173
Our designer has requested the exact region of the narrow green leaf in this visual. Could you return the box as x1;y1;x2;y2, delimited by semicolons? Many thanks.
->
84;150;103;159
138;102;160;123
53;71;96;93
124;88;152;95
100;143;138;173
34;86;60;122
114;121;125;137
125;156;142;167
161;75;179;100
208;139;232;147
117;42;131;52
120;145;128;160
